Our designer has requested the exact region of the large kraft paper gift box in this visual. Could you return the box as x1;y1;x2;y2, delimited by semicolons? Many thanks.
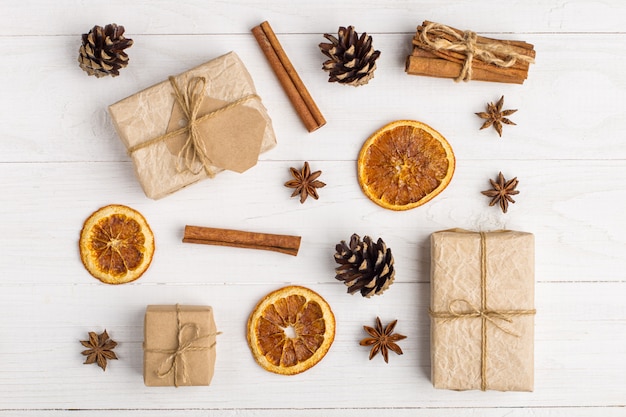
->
109;52;277;199
430;229;535;391
143;305;218;387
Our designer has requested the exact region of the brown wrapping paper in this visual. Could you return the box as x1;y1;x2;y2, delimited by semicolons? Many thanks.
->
430;229;535;391
143;305;217;387
109;52;277;199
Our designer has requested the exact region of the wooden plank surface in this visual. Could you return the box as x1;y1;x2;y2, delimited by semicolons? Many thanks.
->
0;282;624;408
0;0;625;415
2;33;626;163
1;0;625;34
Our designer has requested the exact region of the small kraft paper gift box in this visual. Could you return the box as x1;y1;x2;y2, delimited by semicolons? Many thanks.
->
143;305;218;387
109;51;277;199
429;229;535;391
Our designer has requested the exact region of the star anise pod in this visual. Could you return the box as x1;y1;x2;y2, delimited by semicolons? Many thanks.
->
284;161;326;204
475;95;517;137
359;317;406;363
80;329;118;371
481;171;520;213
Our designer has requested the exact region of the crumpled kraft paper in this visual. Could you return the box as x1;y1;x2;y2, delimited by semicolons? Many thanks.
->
108;51;277;199
430;229;535;391
144;305;217;387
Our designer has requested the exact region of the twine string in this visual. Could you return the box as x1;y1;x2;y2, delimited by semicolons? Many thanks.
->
145;304;221;387
126;76;259;176
428;232;536;391
420;22;535;82
430;298;533;337
172;76;210;175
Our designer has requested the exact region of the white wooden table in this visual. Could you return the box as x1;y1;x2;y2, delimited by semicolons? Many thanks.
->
1;1;625;415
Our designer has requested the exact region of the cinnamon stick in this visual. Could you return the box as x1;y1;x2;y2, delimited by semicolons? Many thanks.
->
419;21;535;58
183;225;301;256
413;38;531;76
406;48;528;84
405;55;524;84
252;21;326;132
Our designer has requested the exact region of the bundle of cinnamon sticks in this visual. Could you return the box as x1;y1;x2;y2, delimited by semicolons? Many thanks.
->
405;20;535;84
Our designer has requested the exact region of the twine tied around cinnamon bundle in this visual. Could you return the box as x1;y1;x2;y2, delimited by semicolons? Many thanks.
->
144;304;221;387
420;22;535;82
428;232;536;391
127;76;259;176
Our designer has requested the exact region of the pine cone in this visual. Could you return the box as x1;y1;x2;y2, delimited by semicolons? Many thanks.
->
78;24;133;78
334;234;395;297
319;26;380;87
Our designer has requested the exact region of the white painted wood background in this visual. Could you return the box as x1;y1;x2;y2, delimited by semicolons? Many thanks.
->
1;1;625;415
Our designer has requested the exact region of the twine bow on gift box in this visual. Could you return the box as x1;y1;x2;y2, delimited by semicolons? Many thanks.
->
430;298;534;337
419;22;535;82
127;76;259;176
429;231;536;391
144;304;221;387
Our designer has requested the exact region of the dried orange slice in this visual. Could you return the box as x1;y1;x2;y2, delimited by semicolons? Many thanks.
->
247;286;335;375
357;120;455;210
79;204;155;285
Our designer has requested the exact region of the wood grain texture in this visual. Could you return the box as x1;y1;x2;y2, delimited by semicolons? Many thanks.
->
0;0;625;415
2;410;626;417
1;0;626;35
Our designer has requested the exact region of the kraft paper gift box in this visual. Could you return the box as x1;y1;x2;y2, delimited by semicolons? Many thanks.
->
109;51;276;199
429;229;535;391
143;305;218;387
